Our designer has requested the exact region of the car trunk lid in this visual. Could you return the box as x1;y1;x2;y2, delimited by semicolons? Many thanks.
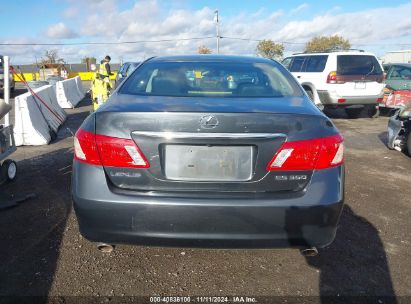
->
95;105;338;193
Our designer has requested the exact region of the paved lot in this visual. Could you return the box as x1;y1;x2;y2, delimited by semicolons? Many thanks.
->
0;87;410;302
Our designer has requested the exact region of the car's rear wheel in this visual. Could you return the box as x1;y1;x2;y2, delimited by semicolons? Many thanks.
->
305;89;314;102
345;107;362;118
345;105;379;118
365;104;379;118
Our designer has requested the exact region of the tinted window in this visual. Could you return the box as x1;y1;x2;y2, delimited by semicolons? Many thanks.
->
120;61;303;98
289;56;306;72
119;63;130;74
281;57;292;69
304;55;328;72
387;65;411;80
337;55;382;75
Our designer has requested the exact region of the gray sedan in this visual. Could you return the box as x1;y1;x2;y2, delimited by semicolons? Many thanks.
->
72;55;344;252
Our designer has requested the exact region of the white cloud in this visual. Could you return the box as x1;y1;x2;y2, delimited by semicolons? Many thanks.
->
277;3;411;45
290;3;309;15
46;22;78;39
63;7;78;18
3;1;411;63
75;1;411;59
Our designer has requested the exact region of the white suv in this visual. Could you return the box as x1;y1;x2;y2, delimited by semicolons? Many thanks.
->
282;50;385;117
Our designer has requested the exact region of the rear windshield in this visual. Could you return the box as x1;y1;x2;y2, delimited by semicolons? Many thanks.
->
387;65;411;80
337;55;382;75
119;61;303;98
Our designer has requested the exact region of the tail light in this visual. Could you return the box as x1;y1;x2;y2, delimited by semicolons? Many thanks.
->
326;71;337;84
267;134;344;171
95;134;150;168
327;72;384;84
74;129;101;165
326;71;346;84
74;129;150;168
384;87;393;94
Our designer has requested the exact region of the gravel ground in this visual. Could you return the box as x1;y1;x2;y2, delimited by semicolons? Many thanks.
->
0;86;410;303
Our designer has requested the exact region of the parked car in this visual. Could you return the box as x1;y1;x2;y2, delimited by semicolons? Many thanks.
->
380;64;411;110
387;102;411;154
72;55;345;253
114;62;140;88
282;50;384;118
385;63;411;91
0;56;16;95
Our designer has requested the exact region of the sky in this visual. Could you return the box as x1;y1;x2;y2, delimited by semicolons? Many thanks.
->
1;0;411;64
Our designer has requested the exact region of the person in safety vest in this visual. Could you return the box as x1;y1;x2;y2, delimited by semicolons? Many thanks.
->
98;55;113;79
91;55;114;111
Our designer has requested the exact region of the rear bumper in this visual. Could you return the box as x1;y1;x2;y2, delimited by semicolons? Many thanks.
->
318;90;382;105
72;161;345;248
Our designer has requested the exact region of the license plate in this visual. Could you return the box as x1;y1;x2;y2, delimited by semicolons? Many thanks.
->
165;145;253;181
355;82;366;89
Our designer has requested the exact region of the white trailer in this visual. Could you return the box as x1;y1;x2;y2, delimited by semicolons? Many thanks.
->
382;50;411;64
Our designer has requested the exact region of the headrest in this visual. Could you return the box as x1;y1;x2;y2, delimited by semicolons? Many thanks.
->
151;76;186;96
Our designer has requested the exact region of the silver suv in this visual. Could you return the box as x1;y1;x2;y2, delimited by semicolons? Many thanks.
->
282;50;385;117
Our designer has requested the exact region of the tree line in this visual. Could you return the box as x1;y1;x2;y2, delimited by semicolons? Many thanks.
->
198;35;351;58
37;35;351;65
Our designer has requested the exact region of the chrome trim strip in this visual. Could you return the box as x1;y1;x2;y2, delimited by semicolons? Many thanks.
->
132;131;286;139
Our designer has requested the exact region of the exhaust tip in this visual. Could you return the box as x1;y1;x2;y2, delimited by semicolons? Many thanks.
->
300;247;318;257
97;243;115;253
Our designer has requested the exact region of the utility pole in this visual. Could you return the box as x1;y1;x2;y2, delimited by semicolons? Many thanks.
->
214;10;220;54
3;56;10;126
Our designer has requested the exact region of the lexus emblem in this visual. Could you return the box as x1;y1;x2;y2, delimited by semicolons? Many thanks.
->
200;115;219;129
